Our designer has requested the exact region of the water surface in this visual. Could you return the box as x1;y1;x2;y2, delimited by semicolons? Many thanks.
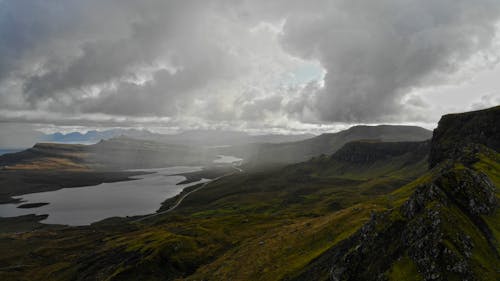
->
213;155;243;164
0;166;208;226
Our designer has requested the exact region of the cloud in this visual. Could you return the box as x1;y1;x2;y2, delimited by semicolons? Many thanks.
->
280;0;500;122
471;94;500;110
0;122;44;148
0;0;499;135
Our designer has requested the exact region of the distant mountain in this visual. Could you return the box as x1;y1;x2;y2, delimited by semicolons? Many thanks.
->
155;129;315;146
225;125;432;165
330;139;429;166
40;129;158;144
0;137;219;171
40;129;314;146
283;139;430;185
5;125;431;171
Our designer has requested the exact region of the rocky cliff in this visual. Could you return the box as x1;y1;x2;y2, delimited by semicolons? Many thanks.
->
293;106;500;281
332;140;429;165
429;105;500;168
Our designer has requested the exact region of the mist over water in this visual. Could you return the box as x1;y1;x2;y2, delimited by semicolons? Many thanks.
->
213;155;243;165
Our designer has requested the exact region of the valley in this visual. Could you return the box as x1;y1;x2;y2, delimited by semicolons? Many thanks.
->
1;2;499;280
0;107;498;280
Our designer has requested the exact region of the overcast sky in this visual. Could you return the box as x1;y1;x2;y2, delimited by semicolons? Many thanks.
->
1;0;500;147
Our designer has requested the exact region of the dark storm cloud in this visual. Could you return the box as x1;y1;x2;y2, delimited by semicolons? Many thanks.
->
280;0;500;122
0;0;499;129
15;0;210;105
0;0;254;118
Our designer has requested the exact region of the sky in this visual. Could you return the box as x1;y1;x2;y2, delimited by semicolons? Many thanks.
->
1;0;500;147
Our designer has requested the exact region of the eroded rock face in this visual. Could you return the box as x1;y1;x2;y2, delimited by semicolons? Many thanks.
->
401;182;444;219
429;106;500;168
400;166;497;280
401;168;497;219
307;168;495;281
294;191;482;281
292;107;500;281
438;168;497;216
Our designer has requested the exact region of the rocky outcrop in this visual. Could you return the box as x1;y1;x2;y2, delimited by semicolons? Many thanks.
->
294;163;498;281
293;106;500;281
401;168;497;219
429;106;500;168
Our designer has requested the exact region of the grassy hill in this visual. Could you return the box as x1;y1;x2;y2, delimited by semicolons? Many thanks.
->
0;136;431;280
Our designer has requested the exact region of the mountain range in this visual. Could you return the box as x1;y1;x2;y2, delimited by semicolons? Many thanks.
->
0;125;431;173
40;129;315;146
228;125;432;165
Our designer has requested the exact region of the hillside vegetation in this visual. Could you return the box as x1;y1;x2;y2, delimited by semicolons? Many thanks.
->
0;107;497;281
295;106;500;280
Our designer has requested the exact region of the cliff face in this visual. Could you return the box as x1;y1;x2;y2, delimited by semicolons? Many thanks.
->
239;125;431;165
294;106;500;281
429;106;500;168
332;140;429;165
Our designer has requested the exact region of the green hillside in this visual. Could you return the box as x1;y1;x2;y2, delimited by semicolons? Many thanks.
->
294;106;500;280
0;107;497;281
0;138;430;281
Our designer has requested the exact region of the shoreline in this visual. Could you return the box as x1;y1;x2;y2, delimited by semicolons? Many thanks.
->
175;165;236;184
0;164;241;230
0;169;152;204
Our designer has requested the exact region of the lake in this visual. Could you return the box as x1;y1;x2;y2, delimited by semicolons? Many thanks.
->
0;166;209;226
213;155;243;165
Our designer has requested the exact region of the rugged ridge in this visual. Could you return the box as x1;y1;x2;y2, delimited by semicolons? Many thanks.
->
429;106;500;168
294;106;500;281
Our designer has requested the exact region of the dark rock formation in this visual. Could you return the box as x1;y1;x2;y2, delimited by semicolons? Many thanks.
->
429;106;500;168
295;164;497;281
293;105;500;281
332;140;429;165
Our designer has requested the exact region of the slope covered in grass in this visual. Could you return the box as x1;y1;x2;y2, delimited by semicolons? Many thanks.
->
0;138;430;280
294;147;499;281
